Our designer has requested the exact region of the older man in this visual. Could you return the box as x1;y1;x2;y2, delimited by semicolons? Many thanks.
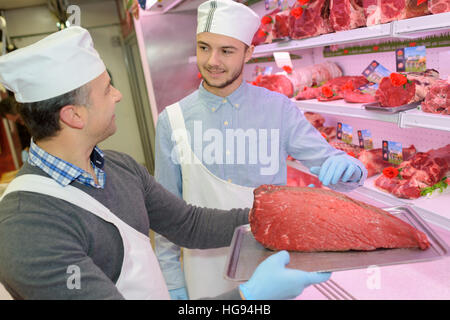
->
0;26;330;300
155;0;367;300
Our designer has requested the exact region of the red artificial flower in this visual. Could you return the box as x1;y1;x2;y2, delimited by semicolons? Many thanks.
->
257;29;268;38
261;15;273;25
409;42;417;47
373;46;379;51
417;0;427;5
389;73;408;86
321;86;334;98
341;80;354;91
197;72;202;79
343;49;349;54
383;167;399;179
347;152;356;158
290;7;304;19
282;65;293;74
297;0;310;5
321;132;328;141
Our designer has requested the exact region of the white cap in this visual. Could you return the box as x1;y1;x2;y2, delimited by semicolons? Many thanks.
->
197;0;260;46
0;26;105;103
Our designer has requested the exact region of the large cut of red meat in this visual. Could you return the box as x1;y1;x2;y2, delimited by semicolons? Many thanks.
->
273;10;290;39
362;0;429;25
374;145;450;199
375;76;416;107
357;145;417;177
421;79;450;115
252;74;294;98
343;89;377;103
295;87;321;100
250;185;430;251
330;0;366;31
428;0;450;14
289;0;334;40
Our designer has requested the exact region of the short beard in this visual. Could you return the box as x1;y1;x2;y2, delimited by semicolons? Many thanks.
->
202;62;244;89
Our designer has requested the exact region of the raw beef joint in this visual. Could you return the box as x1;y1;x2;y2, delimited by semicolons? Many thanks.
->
330;0;366;31
421;79;450;115
362;0;429;25
252;74;294;98
375;75;416;107
289;0;334;40
428;0;450;14
374;145;450;199
250;185;430;252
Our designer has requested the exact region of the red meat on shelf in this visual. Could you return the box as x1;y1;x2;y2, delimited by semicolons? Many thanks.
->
375;74;416;107
357;145;417;177
289;0;334;40
249;185;430;251
420;79;450;115
252;74;294;98
428;0;450;14
330;0;366;31
374;145;450;199
362;0;429;25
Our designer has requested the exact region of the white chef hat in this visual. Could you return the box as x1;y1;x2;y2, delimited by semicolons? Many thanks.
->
197;0;260;46
0;26;105;103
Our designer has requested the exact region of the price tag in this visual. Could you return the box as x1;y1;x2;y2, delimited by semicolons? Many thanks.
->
382;140;403;165
273;51;292;69
337;122;353;145
396;46;426;72
358;130;373;150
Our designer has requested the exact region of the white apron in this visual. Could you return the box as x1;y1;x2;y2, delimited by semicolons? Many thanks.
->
166;103;254;299
0;174;170;300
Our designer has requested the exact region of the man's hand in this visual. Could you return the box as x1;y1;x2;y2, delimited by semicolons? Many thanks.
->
239;251;331;300
310;155;362;186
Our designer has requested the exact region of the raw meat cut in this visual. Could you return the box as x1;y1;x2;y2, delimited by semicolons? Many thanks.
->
330;141;364;157
343;89;377;103
289;0;334;40
303;112;336;141
295;87;321;100
249;185;430;251
330;0;366;31
428;0;450;14
273;10;291;39
374;145;450;199
362;0;429;25
421;79;450;115
252;74;294;98
406;69;440;102
287;62;342;93
251;9;280;46
375;75;416;107
286;166;322;187
325;76;369;93
357;145;417;177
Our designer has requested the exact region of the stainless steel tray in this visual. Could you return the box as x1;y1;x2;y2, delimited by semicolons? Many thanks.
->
224;206;449;281
363;101;420;113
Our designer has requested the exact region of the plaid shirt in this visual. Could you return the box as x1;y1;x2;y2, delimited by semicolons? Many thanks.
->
28;139;106;189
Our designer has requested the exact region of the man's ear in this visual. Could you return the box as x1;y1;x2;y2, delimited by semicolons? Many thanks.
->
59;105;86;129
244;45;255;63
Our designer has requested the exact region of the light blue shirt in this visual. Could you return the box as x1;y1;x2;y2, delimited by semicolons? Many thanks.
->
154;81;367;291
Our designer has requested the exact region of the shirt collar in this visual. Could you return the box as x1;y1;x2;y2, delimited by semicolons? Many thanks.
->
27;139;106;188
198;80;249;113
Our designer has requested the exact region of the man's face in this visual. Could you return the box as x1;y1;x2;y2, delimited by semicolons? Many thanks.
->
196;32;252;92
85;71;122;142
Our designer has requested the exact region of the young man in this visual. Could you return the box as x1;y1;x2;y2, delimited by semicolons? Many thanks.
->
0;26;330;300
155;0;367;300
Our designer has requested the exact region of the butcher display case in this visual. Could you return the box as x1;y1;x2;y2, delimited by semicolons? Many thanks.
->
133;0;450;300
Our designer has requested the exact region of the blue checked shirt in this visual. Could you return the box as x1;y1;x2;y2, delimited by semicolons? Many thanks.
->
154;81;368;292
28;139;106;189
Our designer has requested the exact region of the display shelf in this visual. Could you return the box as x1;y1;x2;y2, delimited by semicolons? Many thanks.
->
253;12;450;56
295;99;401;123
392;12;450;37
294;99;450;132
286;160;450;228
399;108;450;132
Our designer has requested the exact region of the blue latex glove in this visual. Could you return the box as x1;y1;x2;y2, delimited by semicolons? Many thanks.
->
169;287;189;300
310;155;362;186
239;251;331;300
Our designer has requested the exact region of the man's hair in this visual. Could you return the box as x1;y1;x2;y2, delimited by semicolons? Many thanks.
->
0;96;20;118
19;84;90;141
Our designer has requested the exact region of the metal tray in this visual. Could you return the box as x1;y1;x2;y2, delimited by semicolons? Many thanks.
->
224;206;449;281
363;101;420;113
